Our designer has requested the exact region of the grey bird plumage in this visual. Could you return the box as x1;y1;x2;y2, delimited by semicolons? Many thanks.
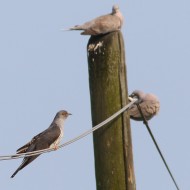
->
128;90;160;121
11;110;71;178
63;5;123;35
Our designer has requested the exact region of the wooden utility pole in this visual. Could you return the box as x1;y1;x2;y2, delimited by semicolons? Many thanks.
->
87;31;136;190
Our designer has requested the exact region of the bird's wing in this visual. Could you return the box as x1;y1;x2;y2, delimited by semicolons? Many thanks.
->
136;100;160;120
129;100;157;120
143;100;160;115
16;131;45;153
81;15;121;35
16;126;61;153
11;126;62;178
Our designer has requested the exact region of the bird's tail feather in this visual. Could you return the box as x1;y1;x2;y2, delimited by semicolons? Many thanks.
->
10;155;40;178
60;25;83;31
60;28;71;31
11;167;21;178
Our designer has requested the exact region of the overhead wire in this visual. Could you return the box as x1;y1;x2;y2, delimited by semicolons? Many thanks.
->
0;98;138;161
136;103;180;190
0;96;181;190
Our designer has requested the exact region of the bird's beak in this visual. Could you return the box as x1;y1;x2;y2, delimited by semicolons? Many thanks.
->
68;113;72;115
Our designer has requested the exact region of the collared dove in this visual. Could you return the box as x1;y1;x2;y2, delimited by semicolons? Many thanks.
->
62;5;123;35
128;90;160;121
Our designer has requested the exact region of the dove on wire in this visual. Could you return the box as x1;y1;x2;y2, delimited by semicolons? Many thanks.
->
128;90;160;121
11;110;71;178
62;5;123;35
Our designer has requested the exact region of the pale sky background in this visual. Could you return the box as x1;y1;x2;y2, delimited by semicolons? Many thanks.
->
0;0;189;189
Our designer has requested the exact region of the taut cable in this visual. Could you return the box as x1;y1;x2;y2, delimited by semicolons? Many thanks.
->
0;98;138;161
136;103;180;190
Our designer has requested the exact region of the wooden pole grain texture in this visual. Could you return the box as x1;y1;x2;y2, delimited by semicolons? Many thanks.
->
87;31;136;190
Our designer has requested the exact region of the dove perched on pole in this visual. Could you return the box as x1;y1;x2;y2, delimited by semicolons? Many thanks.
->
62;5;123;35
128;90;160;121
11;110;71;178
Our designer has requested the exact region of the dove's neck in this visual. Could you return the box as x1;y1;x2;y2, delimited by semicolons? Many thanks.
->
115;11;123;25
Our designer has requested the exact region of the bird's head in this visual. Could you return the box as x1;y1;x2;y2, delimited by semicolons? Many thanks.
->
112;5;119;14
128;90;145;103
56;110;72;119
